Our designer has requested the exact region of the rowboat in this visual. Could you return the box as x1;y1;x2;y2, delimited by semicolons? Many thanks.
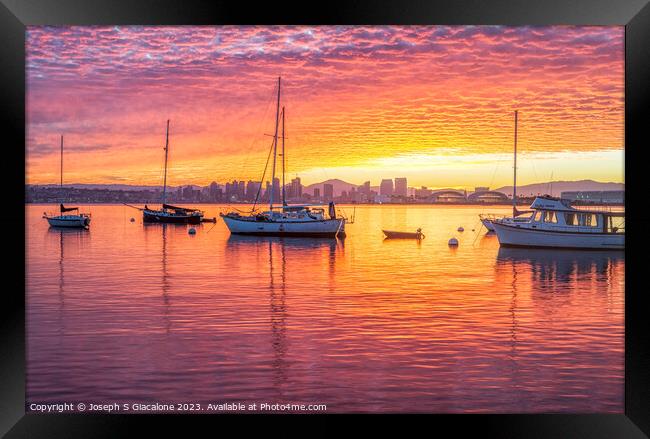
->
382;228;425;239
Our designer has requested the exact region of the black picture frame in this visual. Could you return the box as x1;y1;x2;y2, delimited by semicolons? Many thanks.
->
2;0;648;437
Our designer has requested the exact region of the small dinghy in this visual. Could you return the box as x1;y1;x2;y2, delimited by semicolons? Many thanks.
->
383;228;425;239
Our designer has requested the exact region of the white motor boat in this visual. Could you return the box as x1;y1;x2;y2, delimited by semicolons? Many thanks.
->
492;196;624;250
221;77;346;238
43;136;91;229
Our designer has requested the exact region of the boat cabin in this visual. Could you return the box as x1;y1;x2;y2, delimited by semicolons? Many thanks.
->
260;204;328;221
504;196;624;234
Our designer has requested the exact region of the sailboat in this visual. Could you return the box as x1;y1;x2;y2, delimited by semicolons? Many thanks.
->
42;136;91;228
490;112;625;250
142;120;204;224
221;77;345;238
479;111;530;231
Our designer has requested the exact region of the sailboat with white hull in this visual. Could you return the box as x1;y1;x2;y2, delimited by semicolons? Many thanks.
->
43;136;91;228
221;77;345;238
142;120;204;224
489;112;625;250
479;111;529;232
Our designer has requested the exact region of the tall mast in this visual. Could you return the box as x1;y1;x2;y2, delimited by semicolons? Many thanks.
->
60;135;63;189
60;135;63;213
281;106;286;206
512;110;518;217
162;119;170;205
270;77;281;210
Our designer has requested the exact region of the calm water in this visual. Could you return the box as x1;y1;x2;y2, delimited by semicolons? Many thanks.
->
26;204;624;413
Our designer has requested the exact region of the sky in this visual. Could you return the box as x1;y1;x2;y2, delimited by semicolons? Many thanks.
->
26;25;624;190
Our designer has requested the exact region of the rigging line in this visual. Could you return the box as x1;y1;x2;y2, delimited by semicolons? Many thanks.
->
479;114;514;215
156;123;168;204
223;81;278;212
281;107;286;206
471;216;485;247
236;82;278;181
481;144;506;216
252;136;277;212
205;222;217;233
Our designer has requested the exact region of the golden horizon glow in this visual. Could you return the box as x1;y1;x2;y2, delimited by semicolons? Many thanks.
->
26;26;624;189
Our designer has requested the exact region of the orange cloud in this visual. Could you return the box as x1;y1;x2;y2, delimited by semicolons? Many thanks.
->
26;26;624;188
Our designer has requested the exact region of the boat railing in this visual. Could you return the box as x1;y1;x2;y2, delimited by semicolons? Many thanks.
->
572;204;625;213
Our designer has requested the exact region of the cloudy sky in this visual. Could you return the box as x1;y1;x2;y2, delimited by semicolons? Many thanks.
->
26;25;624;189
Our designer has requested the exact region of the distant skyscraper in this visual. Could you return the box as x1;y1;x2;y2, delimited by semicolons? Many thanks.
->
323;183;334;201
290;177;302;199
380;179;394;196
415;186;433;198
395;177;407;197
209;181;219;201
182;185;193;199
246;180;261;201
237;181;246;199
313;188;321;199
272;177;281;203
263;181;271;201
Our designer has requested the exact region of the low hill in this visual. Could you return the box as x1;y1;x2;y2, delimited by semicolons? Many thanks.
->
494;180;624;197
303;179;359;196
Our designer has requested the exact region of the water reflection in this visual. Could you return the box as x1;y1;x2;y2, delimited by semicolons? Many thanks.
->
269;240;288;389
46;228;89;336
225;235;343;391
27;205;624;412
496;247;625;317
226;234;340;250
496;247;624;284
142;223;181;334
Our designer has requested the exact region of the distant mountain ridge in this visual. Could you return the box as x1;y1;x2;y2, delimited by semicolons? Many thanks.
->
303;179;359;196
26;183;201;191
494;180;624;197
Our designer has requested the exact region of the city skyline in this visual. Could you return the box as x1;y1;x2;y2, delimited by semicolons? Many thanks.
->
26;26;624;188
27;175;624;205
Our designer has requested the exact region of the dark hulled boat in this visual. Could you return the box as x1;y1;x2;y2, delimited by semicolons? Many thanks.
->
143;203;203;224
382;228;425;239
142;120;204;224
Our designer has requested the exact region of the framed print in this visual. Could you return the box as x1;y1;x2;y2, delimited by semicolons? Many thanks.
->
1;0;649;437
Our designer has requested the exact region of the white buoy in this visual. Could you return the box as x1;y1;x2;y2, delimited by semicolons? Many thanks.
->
457;226;464;232
448;237;459;246
188;227;196;235
130;217;135;222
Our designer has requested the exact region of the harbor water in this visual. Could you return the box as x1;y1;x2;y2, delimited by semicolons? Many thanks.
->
26;204;624;413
